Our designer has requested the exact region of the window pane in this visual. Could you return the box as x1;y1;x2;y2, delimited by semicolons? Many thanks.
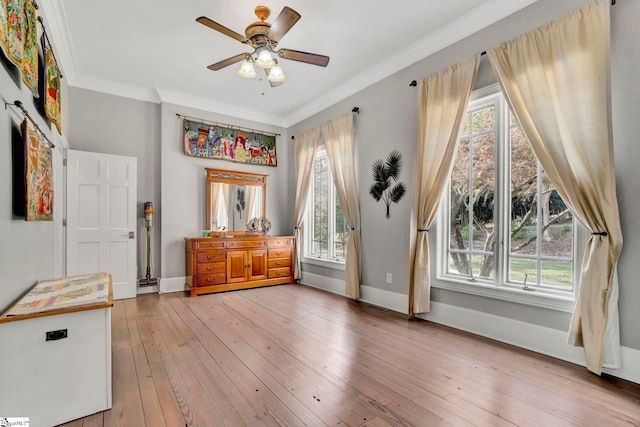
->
334;193;347;259
448;252;470;276
472;106;495;133
540;187;573;259
510;126;538;255
312;155;329;257
471;133;495;252
450;137;470;252
471;254;493;279
541;260;573;288
509;257;538;285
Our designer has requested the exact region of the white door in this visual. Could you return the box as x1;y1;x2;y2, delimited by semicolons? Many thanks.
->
67;150;137;299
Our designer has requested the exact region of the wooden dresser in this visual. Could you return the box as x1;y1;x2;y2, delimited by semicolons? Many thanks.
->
185;234;294;296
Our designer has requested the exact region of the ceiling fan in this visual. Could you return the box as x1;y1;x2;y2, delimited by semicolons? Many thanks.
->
196;5;330;87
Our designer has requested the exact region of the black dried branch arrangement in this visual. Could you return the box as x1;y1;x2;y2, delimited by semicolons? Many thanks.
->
369;149;406;218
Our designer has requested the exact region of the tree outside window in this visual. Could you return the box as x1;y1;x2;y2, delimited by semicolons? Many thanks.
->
445;90;574;292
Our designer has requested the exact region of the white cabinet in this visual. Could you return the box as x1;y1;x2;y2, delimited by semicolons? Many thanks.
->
0;274;112;427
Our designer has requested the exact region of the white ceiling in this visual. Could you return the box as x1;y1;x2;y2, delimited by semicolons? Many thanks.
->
39;0;538;127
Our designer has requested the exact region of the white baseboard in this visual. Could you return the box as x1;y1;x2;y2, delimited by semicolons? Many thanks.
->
159;276;186;294
300;272;640;385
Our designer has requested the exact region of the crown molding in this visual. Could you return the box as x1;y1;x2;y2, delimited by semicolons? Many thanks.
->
36;0;78;81
39;0;539;129
153;88;287;128
71;75;161;104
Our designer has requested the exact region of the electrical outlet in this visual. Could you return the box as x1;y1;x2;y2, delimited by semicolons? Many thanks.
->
386;272;392;284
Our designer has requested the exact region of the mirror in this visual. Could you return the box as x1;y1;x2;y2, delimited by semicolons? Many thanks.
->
206;168;266;231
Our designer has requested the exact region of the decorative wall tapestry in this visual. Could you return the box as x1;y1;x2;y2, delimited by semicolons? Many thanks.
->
183;118;277;166
5;0;24;66
369;149;406;218
23;119;53;221
21;0;37;96
43;34;61;134
0;0;8;56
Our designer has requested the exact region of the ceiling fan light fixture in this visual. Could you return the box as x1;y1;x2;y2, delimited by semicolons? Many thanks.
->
237;60;257;78
267;65;286;83
255;48;276;68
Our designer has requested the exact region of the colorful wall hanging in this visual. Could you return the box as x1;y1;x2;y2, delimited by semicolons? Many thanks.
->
23;119;53;221
0;0;8;56
21;0;37;96
43;34;61;134
183;118;277;167
6;0;24;66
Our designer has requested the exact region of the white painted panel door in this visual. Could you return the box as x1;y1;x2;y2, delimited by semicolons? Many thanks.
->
67;150;137;299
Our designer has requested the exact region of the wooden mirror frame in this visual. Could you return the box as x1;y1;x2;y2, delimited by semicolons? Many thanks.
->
205;168;267;231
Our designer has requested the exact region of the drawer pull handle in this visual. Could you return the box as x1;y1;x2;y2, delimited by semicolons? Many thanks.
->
207;255;213;260
207;266;216;271
207;278;216;283
275;262;282;266
46;329;68;341
275;251;283;255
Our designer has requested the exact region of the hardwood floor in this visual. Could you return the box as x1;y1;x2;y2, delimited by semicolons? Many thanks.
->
59;284;640;426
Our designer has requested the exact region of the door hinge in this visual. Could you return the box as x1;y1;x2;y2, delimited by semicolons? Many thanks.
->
63;158;67;167
62;219;67;227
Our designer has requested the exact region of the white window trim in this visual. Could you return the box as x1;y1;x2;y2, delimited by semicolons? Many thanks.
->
302;146;346;271
432;84;583;313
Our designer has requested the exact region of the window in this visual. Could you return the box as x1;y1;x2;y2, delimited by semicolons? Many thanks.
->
438;85;577;304
304;147;347;266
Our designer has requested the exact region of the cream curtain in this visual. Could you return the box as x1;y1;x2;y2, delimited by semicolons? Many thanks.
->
293;126;321;280
323;114;361;299
487;0;622;374
246;185;261;221
410;57;480;316
211;183;228;230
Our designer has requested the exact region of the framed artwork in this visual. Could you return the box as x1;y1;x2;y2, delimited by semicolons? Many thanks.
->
23;119;53;221
183;118;277;167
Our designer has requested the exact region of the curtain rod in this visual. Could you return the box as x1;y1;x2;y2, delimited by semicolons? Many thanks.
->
37;17;63;79
409;0;616;87
5;100;55;148
290;106;360;140
176;113;280;137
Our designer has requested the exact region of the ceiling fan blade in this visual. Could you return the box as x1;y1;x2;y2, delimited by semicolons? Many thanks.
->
196;16;248;44
266;7;301;42
207;53;248;71
264;68;283;87
277;49;330;67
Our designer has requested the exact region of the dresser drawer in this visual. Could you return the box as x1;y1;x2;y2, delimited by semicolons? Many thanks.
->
268;258;291;269
268;238;293;247
196;251;226;263
227;240;267;249
268;247;291;259
268;267;291;279
196;273;227;287
197;261;226;275
195;240;225;250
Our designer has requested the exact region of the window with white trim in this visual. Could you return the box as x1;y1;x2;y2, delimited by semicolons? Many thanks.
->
304;146;347;266
437;85;577;302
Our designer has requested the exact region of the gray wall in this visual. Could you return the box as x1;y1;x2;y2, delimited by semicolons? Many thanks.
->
159;102;288;279
0;52;66;312
288;0;640;350
66;87;161;281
